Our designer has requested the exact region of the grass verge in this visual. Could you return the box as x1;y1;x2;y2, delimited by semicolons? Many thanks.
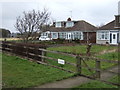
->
72;75;118;88
2;53;74;88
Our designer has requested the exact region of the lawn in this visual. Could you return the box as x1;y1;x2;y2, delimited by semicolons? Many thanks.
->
72;75;119;88
2;53;74;88
48;45;117;54
46;45;118;75
2;44;118;88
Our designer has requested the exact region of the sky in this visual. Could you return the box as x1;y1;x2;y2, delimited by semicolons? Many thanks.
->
0;0;119;33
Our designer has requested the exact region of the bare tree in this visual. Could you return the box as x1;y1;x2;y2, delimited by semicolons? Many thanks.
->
15;9;50;43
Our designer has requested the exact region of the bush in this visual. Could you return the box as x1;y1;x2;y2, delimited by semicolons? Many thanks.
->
53;38;65;44
72;38;80;43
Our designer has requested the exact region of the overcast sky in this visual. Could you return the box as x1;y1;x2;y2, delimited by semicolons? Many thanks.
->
0;0;119;33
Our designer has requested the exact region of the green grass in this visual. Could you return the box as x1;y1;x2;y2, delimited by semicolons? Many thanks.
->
72;75;119;88
46;45;118;75
48;45;116;54
2;45;118;88
97;52;118;60
96;52;118;69
110;75;119;84
2;53;74;88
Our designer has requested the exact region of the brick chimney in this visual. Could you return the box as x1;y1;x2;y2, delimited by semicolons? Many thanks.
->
67;17;71;21
114;1;120;29
115;15;120;28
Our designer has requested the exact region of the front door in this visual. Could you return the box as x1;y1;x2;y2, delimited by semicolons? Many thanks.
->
111;33;117;44
67;33;71;40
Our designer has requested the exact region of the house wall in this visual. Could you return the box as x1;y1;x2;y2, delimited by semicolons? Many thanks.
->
96;30;119;44
40;31;96;43
96;30;110;44
96;40;109;44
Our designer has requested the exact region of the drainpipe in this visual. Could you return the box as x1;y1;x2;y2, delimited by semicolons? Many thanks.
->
87;32;89;44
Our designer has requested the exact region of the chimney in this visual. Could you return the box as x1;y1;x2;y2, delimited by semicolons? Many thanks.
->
114;1;120;28
118;1;120;15
67;17;71;21
115;15;120;27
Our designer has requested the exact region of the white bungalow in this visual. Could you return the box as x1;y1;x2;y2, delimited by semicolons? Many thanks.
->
40;18;97;43
96;4;120;45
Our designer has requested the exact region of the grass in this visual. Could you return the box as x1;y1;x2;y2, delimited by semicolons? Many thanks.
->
96;52;118;70
0;38;22;41
2;53;74;88
2;45;118;88
46;45;118;75
97;52;118;61
48;45;117;54
72;75;119;88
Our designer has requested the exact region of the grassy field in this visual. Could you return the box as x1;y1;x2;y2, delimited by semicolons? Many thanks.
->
0;38;22;41
2;53;74;88
47;45;118;75
72;75;118;88
2;45;118;88
48;45;117;54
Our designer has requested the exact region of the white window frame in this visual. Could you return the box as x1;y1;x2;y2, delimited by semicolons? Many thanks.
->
52;32;58;39
55;22;61;27
97;31;109;40
66;21;74;27
73;31;83;40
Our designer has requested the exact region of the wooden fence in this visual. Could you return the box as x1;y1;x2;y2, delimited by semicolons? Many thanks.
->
1;41;119;86
76;55;119;86
1;41;46;61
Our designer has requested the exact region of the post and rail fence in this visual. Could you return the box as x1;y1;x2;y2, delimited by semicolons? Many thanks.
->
1;41;119;86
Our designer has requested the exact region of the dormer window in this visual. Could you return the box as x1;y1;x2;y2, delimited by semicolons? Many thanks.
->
55;22;61;27
66;21;74;27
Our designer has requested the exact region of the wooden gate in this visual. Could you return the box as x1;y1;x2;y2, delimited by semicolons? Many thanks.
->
76;55;120;86
1;41;120;87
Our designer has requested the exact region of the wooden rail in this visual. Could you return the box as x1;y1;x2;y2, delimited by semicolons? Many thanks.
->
1;41;76;73
1;41;119;86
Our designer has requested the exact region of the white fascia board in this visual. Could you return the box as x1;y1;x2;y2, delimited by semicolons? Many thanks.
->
97;30;110;32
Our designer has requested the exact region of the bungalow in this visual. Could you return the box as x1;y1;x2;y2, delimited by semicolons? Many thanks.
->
40;18;97;43
96;1;120;45
96;16;120;45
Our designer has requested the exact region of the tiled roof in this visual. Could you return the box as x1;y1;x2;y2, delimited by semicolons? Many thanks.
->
47;20;97;32
98;20;115;30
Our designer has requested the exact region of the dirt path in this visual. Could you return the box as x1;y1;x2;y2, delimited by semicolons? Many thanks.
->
96;48;118;55
35;65;119;88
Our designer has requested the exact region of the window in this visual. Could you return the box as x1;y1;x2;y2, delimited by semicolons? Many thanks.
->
73;31;83;40
59;33;62;39
59;32;65;39
55;22;61;27
66;21;74;27
97;31;109;40
52;33;57;39
113;34;116;39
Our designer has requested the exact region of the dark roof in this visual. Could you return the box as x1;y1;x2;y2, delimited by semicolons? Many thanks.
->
47;20;97;32
98;20;115;30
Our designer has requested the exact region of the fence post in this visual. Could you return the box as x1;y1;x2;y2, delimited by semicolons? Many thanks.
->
86;43;92;56
41;50;45;62
95;59;101;79
76;55;82;75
